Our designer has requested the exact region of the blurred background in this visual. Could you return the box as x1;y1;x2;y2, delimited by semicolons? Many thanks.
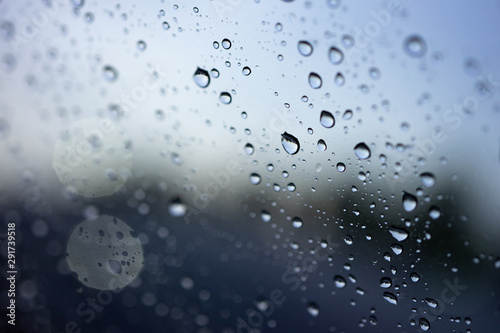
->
1;0;500;332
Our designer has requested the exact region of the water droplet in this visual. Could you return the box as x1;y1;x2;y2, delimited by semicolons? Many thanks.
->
420;172;435;187
292;217;303;228
137;40;147;51
275;22;283;31
410;272;420;282
403;35;427;58
287;183;296;191
341;34;354;48
429;206;441;219
329;46;344;65
193;67;210;88
308;72;322;89
244;143;254;155
344;235;353;245
102;65;118;82
389;227;409;241
307;302;320;317
168;198;187;217
383;292;398;305
369;67;381;80
317;139;327;151
210;68;220;78
219;92;232;104
108;259;122;274
261;210;272;222
343;109;353;120
334;72;345;86
162;21;170;30
336;163;346;172
84;12;94;24
354;142;371;160
419;318;430;331
193;7;199;13
242;66;251;76
327;0;342;9
213;41;219;49
221;38;231;49
425;298;438;309
250;173;261;185
391;244;403;255
333;275;346;288
380;277;392;288
298;40;313;56
402;192;418;212
320;110;335;128
281;132;300;155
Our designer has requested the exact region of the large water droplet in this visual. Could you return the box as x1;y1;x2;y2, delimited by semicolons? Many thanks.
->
354;142;371;159
281;132;300;155
402;192;418;212
383;292;398;305
193;67;210;88
307;302;320;317
403;35;427;58
219;92;232;104
389;226;409;241
320;110;335;128
308;72;322;89
329;46;344;65
333;275;346;288
298;40;313;56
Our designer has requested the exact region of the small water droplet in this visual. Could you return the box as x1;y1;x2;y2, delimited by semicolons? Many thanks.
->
389;227;409;241
307;302;320;317
298;40;313;56
344;235;353;245
429;206;441;219
336;163;346;172
162;21;170;30
402;192;418;212
369;67;381;80
168;198;187;217
244;143;254;155
219;92;232;104
425;298;438;309
281;132;300;155
334;72;345;86
380;277;392;288
137;40;147;51
210;68;220;78
261;210;272;222
354;142;371;160
341;34;354;48
333;275;346;288
250;173;261;185
391;244;403;255
221;38;231;49
420;172;435;187
292;217;303;228
419;318;430;331
287;183;296;191
383;292;398;305
410;272;420;282
102;65;118;82
193;67;210;88
327;0;342;9
317;139;327;151
309;72;323;89
404;35;427;58
242;66;251;76
329;46;344;65
320;110;335;128
213;41;219;49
